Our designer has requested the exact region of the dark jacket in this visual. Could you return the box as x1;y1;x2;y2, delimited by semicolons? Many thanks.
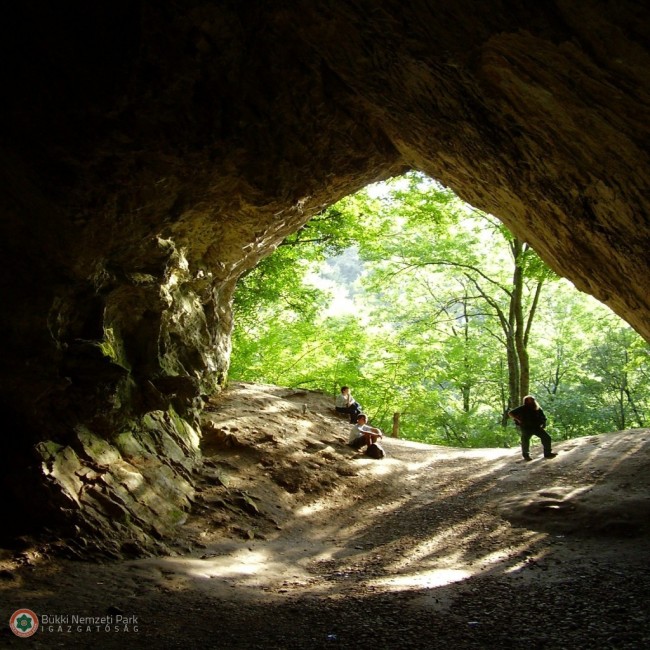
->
509;404;547;431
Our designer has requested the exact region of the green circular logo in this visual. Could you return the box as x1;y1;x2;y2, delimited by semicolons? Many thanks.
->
10;609;39;638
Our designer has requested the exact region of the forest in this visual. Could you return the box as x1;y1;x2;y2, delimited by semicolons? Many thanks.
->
230;173;649;448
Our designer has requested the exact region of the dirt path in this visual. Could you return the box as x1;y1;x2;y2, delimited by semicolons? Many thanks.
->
2;383;650;648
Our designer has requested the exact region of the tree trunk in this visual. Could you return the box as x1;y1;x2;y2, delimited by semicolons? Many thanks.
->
511;238;530;400
392;412;400;438
461;298;471;412
506;334;519;408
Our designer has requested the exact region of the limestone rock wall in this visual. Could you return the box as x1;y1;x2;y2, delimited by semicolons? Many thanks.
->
1;1;649;550
35;412;199;557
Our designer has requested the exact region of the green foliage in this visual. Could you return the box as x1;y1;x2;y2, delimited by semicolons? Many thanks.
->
234;206;354;325
230;172;650;447
530;282;650;438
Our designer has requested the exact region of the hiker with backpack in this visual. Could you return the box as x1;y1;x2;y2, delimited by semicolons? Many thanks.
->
508;395;557;461
348;413;385;458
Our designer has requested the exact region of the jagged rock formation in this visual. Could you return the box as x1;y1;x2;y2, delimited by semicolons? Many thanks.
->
1;2;648;553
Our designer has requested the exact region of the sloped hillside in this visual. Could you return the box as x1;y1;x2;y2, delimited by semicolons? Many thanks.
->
194;383;650;547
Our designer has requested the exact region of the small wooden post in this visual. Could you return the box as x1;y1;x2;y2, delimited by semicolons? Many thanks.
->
391;412;400;438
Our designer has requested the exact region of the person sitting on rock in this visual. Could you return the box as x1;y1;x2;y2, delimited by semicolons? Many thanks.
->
335;385;362;423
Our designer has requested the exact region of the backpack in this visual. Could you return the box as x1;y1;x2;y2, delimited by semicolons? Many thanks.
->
365;442;385;459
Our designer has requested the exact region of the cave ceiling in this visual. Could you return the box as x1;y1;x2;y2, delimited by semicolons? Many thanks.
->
2;2;647;338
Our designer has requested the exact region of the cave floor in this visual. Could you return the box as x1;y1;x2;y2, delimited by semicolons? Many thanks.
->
2;384;650;649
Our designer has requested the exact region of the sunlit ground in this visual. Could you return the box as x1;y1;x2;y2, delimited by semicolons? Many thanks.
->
1;426;649;650
125;440;585;597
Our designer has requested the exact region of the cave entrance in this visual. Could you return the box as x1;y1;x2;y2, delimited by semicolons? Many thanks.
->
229;173;650;446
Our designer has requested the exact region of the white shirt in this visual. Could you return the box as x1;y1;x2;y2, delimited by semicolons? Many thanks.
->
349;423;373;444
336;392;353;408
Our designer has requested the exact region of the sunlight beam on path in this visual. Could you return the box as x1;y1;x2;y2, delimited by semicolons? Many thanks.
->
132;547;290;587
369;568;471;590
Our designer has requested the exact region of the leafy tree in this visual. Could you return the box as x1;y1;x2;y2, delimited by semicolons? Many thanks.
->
349;175;557;430
582;326;648;430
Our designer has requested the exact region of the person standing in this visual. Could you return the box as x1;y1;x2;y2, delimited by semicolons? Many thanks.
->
508;395;557;461
335;386;362;423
